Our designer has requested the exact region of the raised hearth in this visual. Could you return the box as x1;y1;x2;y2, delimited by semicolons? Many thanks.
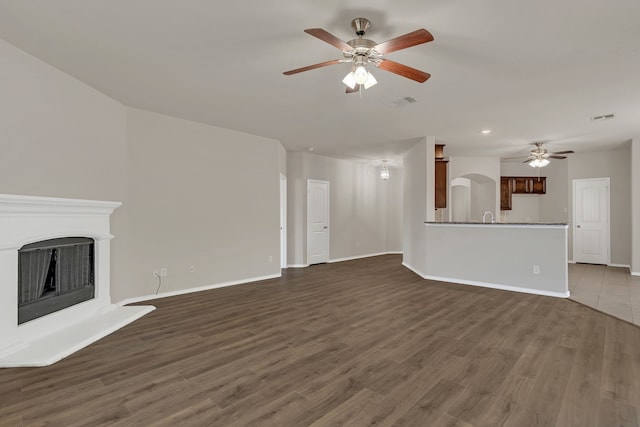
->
0;194;154;367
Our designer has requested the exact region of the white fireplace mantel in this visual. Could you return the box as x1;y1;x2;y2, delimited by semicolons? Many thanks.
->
0;194;154;367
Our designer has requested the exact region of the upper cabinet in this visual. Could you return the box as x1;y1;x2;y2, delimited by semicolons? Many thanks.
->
500;176;546;210
500;178;513;210
509;176;546;194
435;144;448;209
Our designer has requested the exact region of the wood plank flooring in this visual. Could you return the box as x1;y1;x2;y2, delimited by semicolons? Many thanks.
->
1;254;640;426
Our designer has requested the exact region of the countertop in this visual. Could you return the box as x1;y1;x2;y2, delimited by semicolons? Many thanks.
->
425;221;568;227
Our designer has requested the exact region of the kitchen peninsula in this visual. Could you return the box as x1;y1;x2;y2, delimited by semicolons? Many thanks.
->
423;222;569;298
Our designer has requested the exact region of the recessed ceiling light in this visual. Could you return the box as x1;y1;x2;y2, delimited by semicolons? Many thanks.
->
591;113;615;122
307;147;315;152
480;129;492;134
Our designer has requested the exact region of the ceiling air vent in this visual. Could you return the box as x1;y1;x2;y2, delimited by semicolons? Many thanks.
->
591;113;615;122
392;97;417;108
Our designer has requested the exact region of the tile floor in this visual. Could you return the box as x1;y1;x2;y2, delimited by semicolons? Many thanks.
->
569;262;640;326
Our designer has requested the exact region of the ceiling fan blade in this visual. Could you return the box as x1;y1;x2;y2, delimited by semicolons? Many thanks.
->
304;28;353;51
502;156;529;160
548;155;567;159
373;29;434;54
376;59;430;83
345;84;360;94
550;150;574;155
283;59;342;75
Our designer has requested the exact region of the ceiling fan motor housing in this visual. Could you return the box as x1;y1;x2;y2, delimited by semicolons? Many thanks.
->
351;18;370;36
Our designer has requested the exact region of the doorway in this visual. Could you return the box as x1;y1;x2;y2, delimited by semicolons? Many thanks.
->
573;177;610;264
307;179;330;265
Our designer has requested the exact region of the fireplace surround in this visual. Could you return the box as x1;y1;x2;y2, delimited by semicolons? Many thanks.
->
0;194;154;367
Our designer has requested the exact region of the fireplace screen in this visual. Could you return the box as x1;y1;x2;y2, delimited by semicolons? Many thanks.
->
18;237;95;324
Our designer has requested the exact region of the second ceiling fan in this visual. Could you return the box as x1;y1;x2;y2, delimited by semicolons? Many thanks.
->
505;142;575;168
283;18;434;93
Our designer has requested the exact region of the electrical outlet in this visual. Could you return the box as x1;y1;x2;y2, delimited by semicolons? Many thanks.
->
268;255;273;263
533;265;540;274
189;265;195;273
160;268;167;277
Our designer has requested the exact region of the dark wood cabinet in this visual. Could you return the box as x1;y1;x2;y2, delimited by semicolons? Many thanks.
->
528;177;546;194
435;160;448;209
500;178;513;210
500;176;546;210
510;177;546;194
435;144;448;209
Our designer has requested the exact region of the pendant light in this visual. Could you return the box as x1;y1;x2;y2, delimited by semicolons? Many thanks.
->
380;160;390;180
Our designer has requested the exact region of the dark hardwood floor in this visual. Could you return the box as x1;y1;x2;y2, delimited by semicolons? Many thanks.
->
1;254;639;426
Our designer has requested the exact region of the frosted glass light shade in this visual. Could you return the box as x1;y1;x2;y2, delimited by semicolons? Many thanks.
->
380;165;390;180
342;72;356;89
354;65;368;84
364;72;377;89
529;158;550;168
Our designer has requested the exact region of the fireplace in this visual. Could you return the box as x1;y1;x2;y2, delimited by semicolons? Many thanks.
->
19;237;96;324
0;194;154;367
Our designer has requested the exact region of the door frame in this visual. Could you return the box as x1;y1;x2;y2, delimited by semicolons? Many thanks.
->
280;174;287;269
307;179;330;265
572;177;610;265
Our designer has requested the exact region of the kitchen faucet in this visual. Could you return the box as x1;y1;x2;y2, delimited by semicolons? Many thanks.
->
482;211;495;223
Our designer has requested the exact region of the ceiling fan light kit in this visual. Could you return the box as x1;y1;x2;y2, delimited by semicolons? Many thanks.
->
504;142;575;168
529;158;550;168
284;18;433;93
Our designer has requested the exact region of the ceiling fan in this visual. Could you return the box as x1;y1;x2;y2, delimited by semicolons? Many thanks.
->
283;18;433;93
505;142;575;168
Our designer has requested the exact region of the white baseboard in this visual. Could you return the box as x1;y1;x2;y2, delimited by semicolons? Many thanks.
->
608;263;631;270
401;262;428;279
329;252;390;263
421;273;570;299
632;271;640;277
287;264;309;268
118;273;282;306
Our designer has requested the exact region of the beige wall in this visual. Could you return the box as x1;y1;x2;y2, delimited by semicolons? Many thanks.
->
402;139;428;275
1;39;284;303
500;161;569;224
448;156;501;221
632;139;640;274
123;108;282;300
386;165;404;251
0;38;131;293
286;152;402;266
568;144;632;266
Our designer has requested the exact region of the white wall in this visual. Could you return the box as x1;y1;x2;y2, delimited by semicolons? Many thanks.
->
123;108;282;300
568;144;631;266
286;152;402;266
0;38;285;303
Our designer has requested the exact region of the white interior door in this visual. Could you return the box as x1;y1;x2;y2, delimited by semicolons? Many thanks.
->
573;178;610;264
280;174;287;269
307;179;329;265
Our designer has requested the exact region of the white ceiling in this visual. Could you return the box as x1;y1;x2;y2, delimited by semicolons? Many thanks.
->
1;0;639;163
